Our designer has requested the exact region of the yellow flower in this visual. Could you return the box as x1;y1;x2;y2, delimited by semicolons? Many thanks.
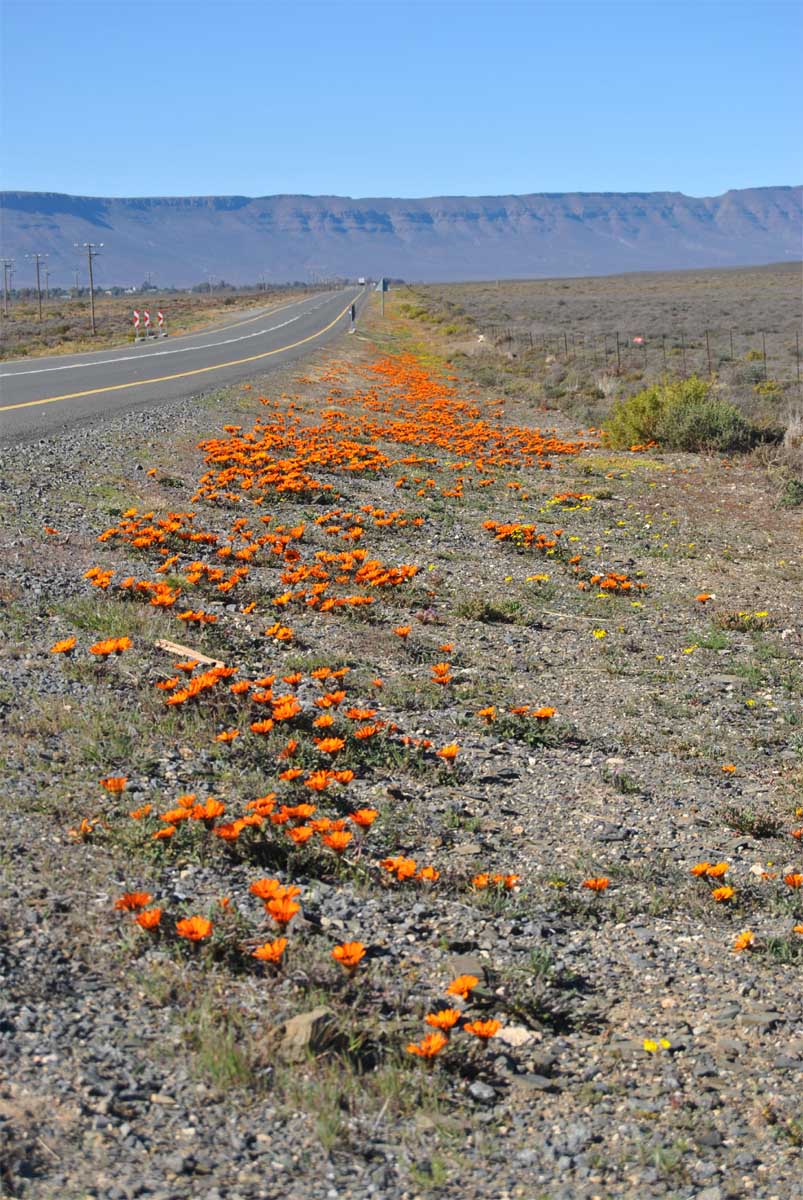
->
592;629;607;639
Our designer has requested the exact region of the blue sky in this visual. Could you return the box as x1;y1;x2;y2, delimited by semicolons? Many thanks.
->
1;0;800;198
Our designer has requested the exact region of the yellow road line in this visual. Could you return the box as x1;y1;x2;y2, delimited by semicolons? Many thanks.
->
0;297;355;413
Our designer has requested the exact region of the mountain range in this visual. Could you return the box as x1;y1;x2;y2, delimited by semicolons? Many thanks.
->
1;186;800;287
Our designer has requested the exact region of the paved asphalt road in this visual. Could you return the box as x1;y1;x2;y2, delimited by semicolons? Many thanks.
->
0;287;364;441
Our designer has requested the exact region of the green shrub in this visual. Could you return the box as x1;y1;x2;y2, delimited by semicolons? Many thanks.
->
603;376;754;452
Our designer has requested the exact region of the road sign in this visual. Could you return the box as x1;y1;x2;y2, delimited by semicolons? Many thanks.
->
133;309;140;328
143;309;151;328
157;310;164;328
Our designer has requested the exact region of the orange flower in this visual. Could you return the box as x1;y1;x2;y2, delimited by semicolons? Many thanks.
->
417;866;440;882
313;713;335;728
696;593;713;603
322;830;352;855
446;974;479;999
100;776;127;793
794;924;803;936
733;930;755;953
472;873;491;890
114;891;152;911
152;827;175;840
721;764;736;774
476;706;496;723
690;862;711;876
287;825;314;845
532;706;556;721
214;729;239;743
190;798;226;821
331;941;366;972
50;637;77;654
784;873;803;889
582;877;610;892
380;856;417;881
304;770;333;792
175;916;213;941
129;803;152;819
252;937;287;963
315;737;345;754
425;1008;461;1031
267;896;301;926
464;1019;501;1040
250;719;275;734
393;626;411;638
407;1031;448;1058
436;743;459;763
711;886;735;902
705;862;729;878
249;877;282;900
349;808;378;828
135;907;162;930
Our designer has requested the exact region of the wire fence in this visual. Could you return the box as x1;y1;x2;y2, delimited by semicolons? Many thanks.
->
481;323;803;391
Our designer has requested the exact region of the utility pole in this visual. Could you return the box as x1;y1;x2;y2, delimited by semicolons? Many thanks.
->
26;253;47;321
76;242;103;334
1;258;14;317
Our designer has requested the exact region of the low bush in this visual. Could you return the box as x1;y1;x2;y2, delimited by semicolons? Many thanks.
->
603;376;754;452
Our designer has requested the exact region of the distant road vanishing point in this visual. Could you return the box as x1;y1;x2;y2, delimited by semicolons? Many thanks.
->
0;288;364;441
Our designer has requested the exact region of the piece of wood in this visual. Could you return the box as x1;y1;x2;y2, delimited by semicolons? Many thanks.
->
154;638;225;667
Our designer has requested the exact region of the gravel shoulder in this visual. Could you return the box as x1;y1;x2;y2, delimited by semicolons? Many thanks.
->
1;296;801;1200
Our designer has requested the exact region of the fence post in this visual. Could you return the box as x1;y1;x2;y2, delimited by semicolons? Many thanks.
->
706;330;712;377
616;332;621;371
762;332;768;381
563;331;568;355
680;331;686;377
729;328;734;361
662;334;667;375
797;330;801;394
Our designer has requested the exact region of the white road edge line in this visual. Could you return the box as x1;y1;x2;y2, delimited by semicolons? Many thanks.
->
0;298;334;379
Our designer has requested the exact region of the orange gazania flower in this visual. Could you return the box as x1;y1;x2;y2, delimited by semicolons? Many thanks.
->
407;1031;448;1058
129;803;152;819
249;877;282;900
315;737;345;754
152;827;175;840
417;866;440;882
463;1019;501;1040
250;719;275;735
733;930;755;953
380;856;417;881
50;637;77;654
436;743;459;763
175;916;213;941
711;886;735;902
322;830;352;854
783;873;803;889
532;706;556;721
696;593;713;603
100;776;127;793
114;891;153;911
135;907;162;930
582;877;610;892
331;941;366;972
214;729;240;743
349;808;378;828
446;974;479;999
287;825;314;845
476;706;496;723
393;626;411;638
425;1008;461;1031
252;937;287;963
267;895;301;926
705;862;729;878
690;862;711;876
721;764;736;774
794;924;803;936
